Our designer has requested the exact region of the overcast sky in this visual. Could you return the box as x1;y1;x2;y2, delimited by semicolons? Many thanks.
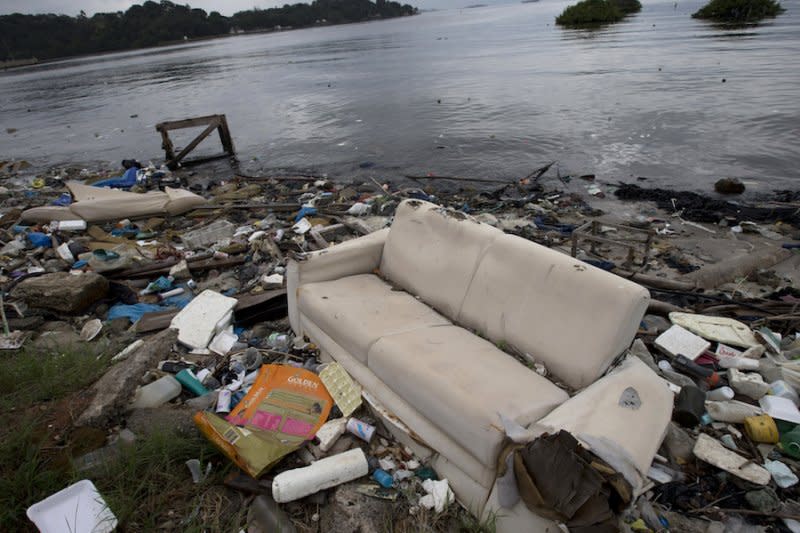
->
0;0;458;16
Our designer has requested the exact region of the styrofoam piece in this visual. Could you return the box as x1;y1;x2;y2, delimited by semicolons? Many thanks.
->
319;362;362;417
729;368;770;400
316;418;348;452
170;290;237;350
693;433;770;485
208;328;238;356
180;219;235;249
27;479;117;533
654;325;711;360
669;312;760;348
759;395;800;424
272;448;368;503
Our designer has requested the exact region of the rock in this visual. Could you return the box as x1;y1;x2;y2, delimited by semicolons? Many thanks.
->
76;329;177;427
714;178;745;195
745;487;780;513
12;272;108;314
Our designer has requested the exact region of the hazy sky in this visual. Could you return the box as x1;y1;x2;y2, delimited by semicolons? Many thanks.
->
0;0;474;16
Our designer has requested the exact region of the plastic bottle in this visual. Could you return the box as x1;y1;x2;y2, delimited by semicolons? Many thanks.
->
706;386;735;401
780;426;800;459
672;355;720;387
717;356;760;371
268;332;292;352
272;448;368;503
770;380;800;405
131;375;182;409
705;400;762;423
372;468;394;488
175;369;209;396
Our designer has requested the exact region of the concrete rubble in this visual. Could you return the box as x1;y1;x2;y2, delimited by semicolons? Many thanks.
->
3;158;800;531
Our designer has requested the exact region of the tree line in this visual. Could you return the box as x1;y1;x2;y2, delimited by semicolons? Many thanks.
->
0;0;417;62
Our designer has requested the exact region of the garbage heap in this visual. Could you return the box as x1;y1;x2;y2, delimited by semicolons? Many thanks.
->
4;159;800;532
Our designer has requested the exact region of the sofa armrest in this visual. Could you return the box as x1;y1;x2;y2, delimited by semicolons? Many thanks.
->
287;228;390;335
533;357;672;492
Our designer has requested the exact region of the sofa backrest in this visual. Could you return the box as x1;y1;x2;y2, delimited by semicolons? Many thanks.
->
380;200;502;321
458;233;650;390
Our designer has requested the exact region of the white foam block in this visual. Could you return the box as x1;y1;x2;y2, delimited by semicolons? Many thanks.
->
170;290;237;350
655;324;711;360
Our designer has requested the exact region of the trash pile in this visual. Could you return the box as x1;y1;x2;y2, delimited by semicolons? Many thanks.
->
4;158;800;531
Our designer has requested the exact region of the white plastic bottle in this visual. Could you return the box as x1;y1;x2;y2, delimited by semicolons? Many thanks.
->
131;375;182;409
272;448;368;503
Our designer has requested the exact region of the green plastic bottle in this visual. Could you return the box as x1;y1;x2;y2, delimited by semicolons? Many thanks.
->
175;369;209;397
779;425;800;459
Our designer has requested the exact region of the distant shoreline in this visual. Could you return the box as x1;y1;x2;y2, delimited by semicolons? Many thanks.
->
0;12;418;72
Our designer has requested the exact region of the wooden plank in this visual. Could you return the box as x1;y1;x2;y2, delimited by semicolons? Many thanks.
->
134;309;178;333
156;114;223;131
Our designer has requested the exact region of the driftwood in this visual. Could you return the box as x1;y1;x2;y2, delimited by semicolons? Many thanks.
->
686;246;792;289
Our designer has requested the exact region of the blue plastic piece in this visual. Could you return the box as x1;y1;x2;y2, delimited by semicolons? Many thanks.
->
72;260;88;269
533;216;576;235
161;292;193;309
27;232;51;248
295;206;317;222
107;303;167;323
51;193;72;206
111;225;139;237
92;167;138;189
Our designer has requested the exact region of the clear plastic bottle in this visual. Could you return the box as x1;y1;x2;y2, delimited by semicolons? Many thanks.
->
131;375;182;409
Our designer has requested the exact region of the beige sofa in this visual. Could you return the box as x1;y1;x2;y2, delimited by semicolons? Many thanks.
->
288;199;672;530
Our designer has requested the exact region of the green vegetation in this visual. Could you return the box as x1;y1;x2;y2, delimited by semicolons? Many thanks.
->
692;0;785;22
556;0;642;27
0;0;418;62
0;340;111;410
0;341;243;531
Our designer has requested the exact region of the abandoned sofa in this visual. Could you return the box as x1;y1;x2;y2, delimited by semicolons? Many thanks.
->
287;199;672;531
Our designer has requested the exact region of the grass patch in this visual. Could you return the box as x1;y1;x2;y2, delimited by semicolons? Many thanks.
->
0;340;113;410
692;0;785;22
0;339;245;531
94;430;245;532
556;0;641;27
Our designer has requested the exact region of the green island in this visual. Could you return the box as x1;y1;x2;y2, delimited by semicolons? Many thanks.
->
692;0;785;23
555;0;642;27
0;0;418;63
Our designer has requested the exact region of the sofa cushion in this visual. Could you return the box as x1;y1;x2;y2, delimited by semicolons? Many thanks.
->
297;274;450;363
458;234;650;390
380;199;502;321
368;325;569;467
